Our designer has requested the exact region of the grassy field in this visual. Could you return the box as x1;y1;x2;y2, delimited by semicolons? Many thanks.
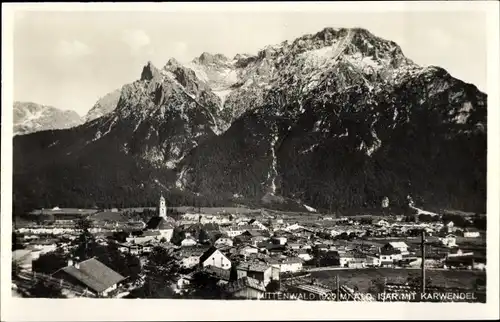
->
311;268;486;293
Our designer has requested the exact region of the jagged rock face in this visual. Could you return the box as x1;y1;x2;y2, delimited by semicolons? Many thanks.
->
84;89;121;123
13;27;487;213
13;102;83;136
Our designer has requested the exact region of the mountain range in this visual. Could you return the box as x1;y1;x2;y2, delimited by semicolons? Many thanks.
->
13;27;487;214
13;102;83;136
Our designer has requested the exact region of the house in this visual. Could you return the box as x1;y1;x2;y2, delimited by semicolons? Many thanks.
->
175;272;195;294
126;231;161;244
447;248;474;258
52;258;126;297
272;257;303;273
237;262;279;286
146;217;175;242
239;244;259;257
203;265;232;285
199;246;232;270
297;249;313;262
440;234;457;248
178;248;207;268
248;219;269;231
446;221;455;233
250;235;268;246
224;276;266;299
365;254;381;267
288;243;302;250
284;223;304;231
293;227;314;239
272;236;287;245
329;229;343;238
223;226;246;238
382;241;409;255
463;228;480;238
214;237;233;247
374;219;390;227
180;236;198;247
117;242;141;255
379;248;402;266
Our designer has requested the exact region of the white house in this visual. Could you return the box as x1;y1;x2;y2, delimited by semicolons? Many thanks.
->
239;245;259;256
214;237;233;247
248;219;269;231
463;228;480;238
329;229;343;238
383;242;409;255
440;234;457;248
178;248;207;268
200;247;232;270
273;257;303;273
447;248;474;258
180;236;198;247
223;226;246;238
272;236;287;245
297;250;313;262
376;219;390;227
365;254;381;267
446;221;455;233
285;223;304;231
181;255;201;268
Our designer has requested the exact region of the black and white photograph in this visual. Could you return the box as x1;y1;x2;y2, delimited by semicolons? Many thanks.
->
2;1;499;320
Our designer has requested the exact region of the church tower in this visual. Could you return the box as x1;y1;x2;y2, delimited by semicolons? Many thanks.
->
159;194;167;218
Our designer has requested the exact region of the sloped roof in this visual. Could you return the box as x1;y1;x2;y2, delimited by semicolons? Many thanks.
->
146;217;175;230
388;241;409;249
60;258;125;293
225;276;266;293
237;262;270;273
281;257;304;264
199;246;219;264
90;212;128;223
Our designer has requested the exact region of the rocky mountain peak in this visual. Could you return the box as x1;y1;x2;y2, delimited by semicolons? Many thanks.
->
195;52;229;65
13;101;83;135
140;61;161;81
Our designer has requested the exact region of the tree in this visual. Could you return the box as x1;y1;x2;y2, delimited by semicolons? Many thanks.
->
133;246;180;298
32;249;68;275
266;279;280;292
198;229;210;244
12;232;24;251
171;228;186;246
111;231;129;243
229;261;239;282
75;218;93;232
474;276;486;290
28;281;65;298
183;271;226;299
71;230;99;261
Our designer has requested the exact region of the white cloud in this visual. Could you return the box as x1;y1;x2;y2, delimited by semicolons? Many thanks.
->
55;40;93;57
122;29;151;54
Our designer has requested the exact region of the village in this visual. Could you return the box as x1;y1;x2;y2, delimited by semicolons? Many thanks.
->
12;195;487;301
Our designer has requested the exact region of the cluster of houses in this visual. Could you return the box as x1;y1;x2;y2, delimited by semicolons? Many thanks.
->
13;196;485;299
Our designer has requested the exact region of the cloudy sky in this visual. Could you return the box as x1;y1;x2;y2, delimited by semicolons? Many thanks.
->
13;8;487;116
